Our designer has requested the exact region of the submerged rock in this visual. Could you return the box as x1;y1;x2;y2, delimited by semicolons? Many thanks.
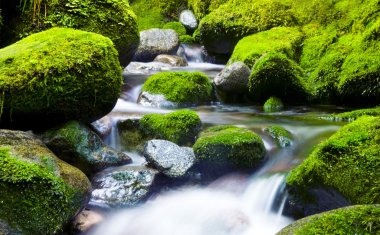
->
144;140;195;177
124;62;172;75
0;28;122;131
41;121;131;175
0;130;90;234
264;126;293;148
138;91;178;108
153;54;188;67
133;29;180;62
71;208;105;233
91;166;157;208
214;61;250;93
180;10;198;30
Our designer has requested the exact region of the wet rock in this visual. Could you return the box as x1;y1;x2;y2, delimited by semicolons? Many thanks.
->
143;140;195;177
180;10;198;31
91;116;113;138
123;62;172;75
133;29;180;62
264;126;293;148
41;121;131;175
153;54;188;67
137;91;178;108
0;220;21;235
214;62;250;93
71;208;105;233
91;166;158;208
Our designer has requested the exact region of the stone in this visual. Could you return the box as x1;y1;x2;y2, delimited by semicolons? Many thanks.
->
143;140;195;177
133;29;180;62
91;116;113;138
153;54;188;67
179;10;198;30
137;91;178;108
214;62;250;93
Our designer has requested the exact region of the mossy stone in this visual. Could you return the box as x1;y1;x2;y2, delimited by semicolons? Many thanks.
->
287;116;380;204
263;96;284;113
229;27;304;68
0;130;90;234
180;34;195;44
193;125;266;171
0;28;122;130
141;71;213;106
277;205;380;235
249;52;311;104
329;106;380;122
187;0;228;20
264;125;292;147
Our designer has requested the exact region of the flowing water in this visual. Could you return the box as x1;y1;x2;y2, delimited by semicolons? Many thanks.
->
89;45;345;235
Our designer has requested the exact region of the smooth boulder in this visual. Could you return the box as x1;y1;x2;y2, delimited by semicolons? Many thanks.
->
0;130;90;234
214;62;250;93
0;28;122;130
153;54;188;67
133;29;180;62
144;140;195;177
41;121;131;175
179;10;198;30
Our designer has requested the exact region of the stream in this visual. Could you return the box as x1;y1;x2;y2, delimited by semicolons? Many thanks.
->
87;44;345;235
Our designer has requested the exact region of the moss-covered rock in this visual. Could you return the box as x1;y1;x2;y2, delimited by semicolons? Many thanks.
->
264;126;293;147
198;0;298;55
140;71;213;106
277;205;380;235
287;116;380;205
328;106;380;122
187;0;228;20
0;28;122;130
12;0;139;65
163;21;187;36
193;125;266;172
249;52;311;104
41;121;131;175
180;34;195;44
117;110;201;150
229;27;304;68
263;96;284;113
0;130;90;234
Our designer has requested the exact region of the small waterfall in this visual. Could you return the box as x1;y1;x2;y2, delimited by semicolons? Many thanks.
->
178;44;205;63
90;173;292;235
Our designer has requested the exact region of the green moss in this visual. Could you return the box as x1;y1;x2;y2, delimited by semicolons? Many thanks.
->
131;0;165;31
329;106;380;122
263;96;284;113
179;34;195;44
163;22;187;36
249;52;311;104
0;130;90;234
229;27;304;68
187;0;227;20
193;125;266;169
140;110;201;145
142;71;213;105
287;116;380;204
15;0;139;65
264;125;292;147
0;27;122;128
278;205;380;235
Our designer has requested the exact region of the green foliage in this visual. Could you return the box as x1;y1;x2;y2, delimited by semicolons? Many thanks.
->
142;71;213;105
263;96;284;113
329;106;380;122
193;125;265;169
0;28;122;126
278;205;380;235
229;27;304;68
287;116;380;204
249;52;311;104
163;22;187;36
264;125;292;147
131;0;165;31
140;110;201;145
180;34;195;44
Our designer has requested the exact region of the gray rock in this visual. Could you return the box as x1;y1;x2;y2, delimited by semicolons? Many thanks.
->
143;140;195;177
91;116;113;138
179;10;198;30
133;29;180;62
153;54;188;67
41;121;131;175
214;62;250;93
137;91;178;108
91;166;157;207
123;61;172;75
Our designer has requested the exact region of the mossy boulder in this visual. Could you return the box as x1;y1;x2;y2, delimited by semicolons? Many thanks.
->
193;125;266;173
198;0;298;55
249;52;311;104
264;126;293;147
187;0;228;20
263;96;284;113
139;71;213;107
0;28;122;130
229;27;304;68
277;205;380;235
287;116;380;205
41;121;131;175
179;34;195;44
0;130;91;234
118;110;202;149
11;0;139;65
329;106;380;122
